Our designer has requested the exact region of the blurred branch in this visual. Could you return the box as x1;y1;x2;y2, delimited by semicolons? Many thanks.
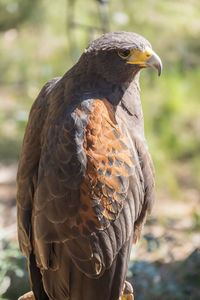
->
66;0;110;61
97;0;110;33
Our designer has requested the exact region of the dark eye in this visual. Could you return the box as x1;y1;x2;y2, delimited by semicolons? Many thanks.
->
118;49;131;59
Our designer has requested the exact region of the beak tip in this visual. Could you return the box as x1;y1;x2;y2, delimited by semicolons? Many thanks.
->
158;63;162;76
146;52;162;77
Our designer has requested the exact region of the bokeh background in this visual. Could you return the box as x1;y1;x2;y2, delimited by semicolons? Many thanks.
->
0;0;200;299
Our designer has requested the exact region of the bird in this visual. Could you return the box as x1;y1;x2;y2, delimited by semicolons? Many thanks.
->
17;31;162;300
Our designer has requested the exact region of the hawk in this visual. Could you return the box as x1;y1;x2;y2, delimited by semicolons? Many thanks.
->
17;31;162;300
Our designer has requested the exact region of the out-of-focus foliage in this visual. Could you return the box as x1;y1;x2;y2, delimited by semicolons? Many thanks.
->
0;0;41;31
0;240;29;299
128;248;200;300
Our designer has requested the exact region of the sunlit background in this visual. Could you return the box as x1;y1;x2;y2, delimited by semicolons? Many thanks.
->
0;0;200;299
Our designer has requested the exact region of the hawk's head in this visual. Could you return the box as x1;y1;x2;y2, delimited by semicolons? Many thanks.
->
81;31;162;84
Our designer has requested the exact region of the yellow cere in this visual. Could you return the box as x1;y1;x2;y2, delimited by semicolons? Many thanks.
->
126;46;153;66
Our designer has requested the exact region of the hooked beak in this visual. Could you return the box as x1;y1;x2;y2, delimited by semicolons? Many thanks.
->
146;51;162;76
126;46;162;76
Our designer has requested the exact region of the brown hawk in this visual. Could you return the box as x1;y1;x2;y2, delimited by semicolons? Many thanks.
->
17;31;162;300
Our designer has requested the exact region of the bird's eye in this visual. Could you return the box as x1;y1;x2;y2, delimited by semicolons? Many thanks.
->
118;49;131;59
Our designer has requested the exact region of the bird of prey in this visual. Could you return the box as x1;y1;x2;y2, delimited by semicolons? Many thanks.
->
17;31;162;300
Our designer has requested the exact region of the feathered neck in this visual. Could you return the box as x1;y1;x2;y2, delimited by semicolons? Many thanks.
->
62;58;141;112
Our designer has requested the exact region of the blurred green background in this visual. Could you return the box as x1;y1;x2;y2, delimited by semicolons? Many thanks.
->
0;0;200;299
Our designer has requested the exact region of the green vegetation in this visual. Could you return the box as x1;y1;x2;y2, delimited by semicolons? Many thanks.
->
0;0;200;299
0;241;29;300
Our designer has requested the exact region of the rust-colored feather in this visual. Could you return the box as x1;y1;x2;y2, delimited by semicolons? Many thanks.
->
78;99;134;233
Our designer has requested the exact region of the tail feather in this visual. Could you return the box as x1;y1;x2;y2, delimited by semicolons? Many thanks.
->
29;237;133;300
28;252;49;300
42;236;132;300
